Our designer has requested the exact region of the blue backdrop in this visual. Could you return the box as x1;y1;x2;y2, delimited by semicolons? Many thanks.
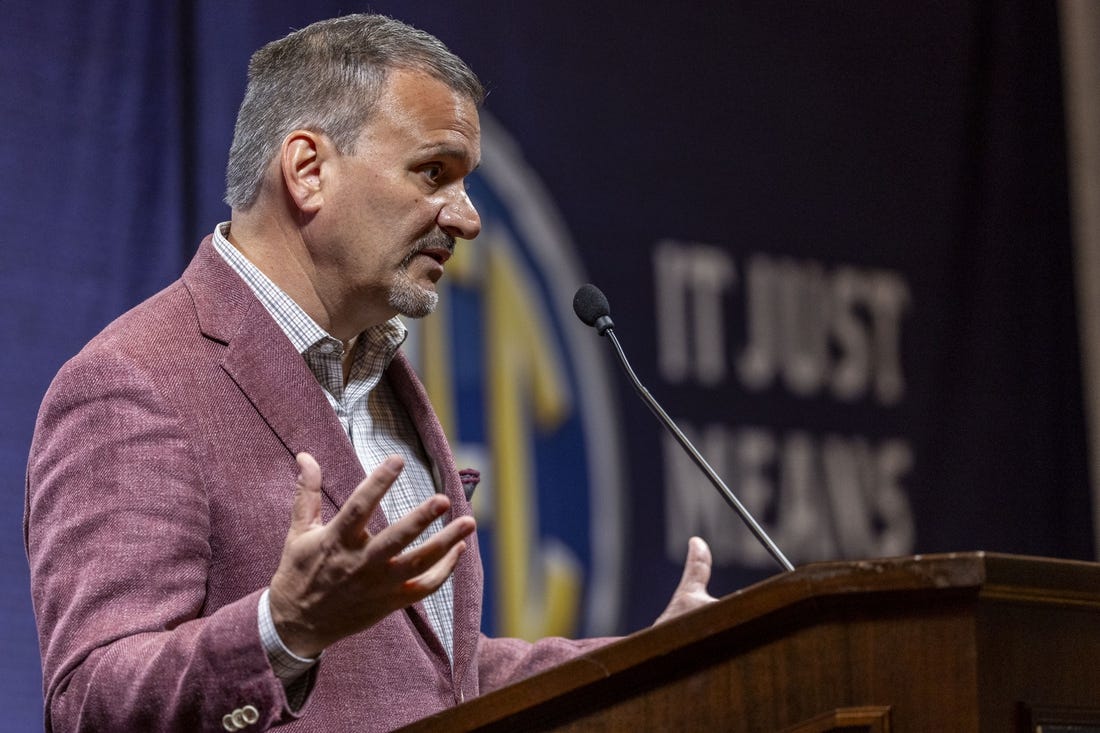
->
3;2;1094;729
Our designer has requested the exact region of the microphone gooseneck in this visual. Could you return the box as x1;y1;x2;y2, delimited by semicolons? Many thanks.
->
573;283;794;573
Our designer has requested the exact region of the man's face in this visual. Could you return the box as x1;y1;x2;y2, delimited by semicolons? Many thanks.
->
315;68;482;328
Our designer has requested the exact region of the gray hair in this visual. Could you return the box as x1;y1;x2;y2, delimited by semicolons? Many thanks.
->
224;14;484;209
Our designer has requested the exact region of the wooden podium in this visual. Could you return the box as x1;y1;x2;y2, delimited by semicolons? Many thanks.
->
400;553;1100;732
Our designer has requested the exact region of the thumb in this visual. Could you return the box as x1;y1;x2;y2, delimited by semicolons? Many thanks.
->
654;536;716;626
288;452;323;538
676;536;713;594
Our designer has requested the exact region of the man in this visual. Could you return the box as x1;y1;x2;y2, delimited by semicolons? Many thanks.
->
25;14;716;732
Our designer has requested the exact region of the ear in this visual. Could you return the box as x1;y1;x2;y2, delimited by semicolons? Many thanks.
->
280;130;328;214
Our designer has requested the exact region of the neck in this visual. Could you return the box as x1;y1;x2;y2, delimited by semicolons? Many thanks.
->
227;208;390;340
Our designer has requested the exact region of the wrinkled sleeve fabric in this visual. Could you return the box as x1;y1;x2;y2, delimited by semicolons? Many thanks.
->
25;348;304;732
475;633;617;694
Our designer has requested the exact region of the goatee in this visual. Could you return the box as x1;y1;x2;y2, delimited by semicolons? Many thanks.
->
388;232;455;318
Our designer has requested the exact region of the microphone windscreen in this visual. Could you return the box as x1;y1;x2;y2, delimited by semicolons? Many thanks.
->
573;284;611;327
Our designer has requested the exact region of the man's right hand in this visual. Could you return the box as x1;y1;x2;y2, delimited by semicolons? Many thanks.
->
267;452;476;658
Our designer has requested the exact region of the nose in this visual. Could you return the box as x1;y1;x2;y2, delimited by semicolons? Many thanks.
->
438;188;481;240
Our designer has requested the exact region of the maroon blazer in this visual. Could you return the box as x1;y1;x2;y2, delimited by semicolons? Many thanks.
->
25;237;608;732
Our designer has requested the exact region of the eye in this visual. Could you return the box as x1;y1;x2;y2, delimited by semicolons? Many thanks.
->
421;164;444;184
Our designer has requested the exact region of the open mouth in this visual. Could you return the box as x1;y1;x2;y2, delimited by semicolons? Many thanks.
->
418;247;452;265
404;233;456;269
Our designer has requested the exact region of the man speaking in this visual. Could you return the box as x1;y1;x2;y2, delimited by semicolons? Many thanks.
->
25;14;715;731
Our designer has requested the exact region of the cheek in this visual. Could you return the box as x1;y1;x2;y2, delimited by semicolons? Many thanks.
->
402;198;443;232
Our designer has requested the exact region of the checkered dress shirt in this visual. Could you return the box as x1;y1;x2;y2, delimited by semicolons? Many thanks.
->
211;224;455;682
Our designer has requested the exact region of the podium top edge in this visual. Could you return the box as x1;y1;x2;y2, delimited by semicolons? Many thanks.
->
736;551;1100;606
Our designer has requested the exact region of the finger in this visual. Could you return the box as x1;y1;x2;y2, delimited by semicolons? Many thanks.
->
401;539;469;597
385;515;476;578
330;456;404;546
676;536;713;594
370;494;455;558
288;453;323;537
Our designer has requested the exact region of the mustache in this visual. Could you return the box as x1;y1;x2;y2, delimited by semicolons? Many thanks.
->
402;231;456;266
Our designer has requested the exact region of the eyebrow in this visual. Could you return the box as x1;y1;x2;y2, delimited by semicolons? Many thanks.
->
418;144;480;171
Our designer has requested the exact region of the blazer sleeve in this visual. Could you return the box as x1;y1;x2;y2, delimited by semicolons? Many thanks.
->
475;633;617;694
25;348;302;732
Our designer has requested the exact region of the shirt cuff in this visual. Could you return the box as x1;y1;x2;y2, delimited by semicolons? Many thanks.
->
258;587;321;685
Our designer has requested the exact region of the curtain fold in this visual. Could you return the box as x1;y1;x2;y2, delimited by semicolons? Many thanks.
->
1059;0;1100;560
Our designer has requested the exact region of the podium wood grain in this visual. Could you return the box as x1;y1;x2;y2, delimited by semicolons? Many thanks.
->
398;553;1100;732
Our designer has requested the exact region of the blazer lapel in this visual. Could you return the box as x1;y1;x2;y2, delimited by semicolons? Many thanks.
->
388;352;483;683
182;236;369;517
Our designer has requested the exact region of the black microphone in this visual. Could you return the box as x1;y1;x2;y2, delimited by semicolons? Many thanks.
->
572;284;794;573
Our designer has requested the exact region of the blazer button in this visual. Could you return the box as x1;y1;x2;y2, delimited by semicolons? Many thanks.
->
222;705;260;730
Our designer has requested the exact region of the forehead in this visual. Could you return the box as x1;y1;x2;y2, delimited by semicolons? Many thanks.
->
360;68;481;163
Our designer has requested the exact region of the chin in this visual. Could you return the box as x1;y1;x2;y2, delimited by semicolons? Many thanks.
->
389;284;439;319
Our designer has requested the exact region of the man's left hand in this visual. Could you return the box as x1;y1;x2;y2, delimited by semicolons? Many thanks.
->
653;536;718;626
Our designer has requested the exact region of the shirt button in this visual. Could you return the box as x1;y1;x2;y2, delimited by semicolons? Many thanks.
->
319;342;335;354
